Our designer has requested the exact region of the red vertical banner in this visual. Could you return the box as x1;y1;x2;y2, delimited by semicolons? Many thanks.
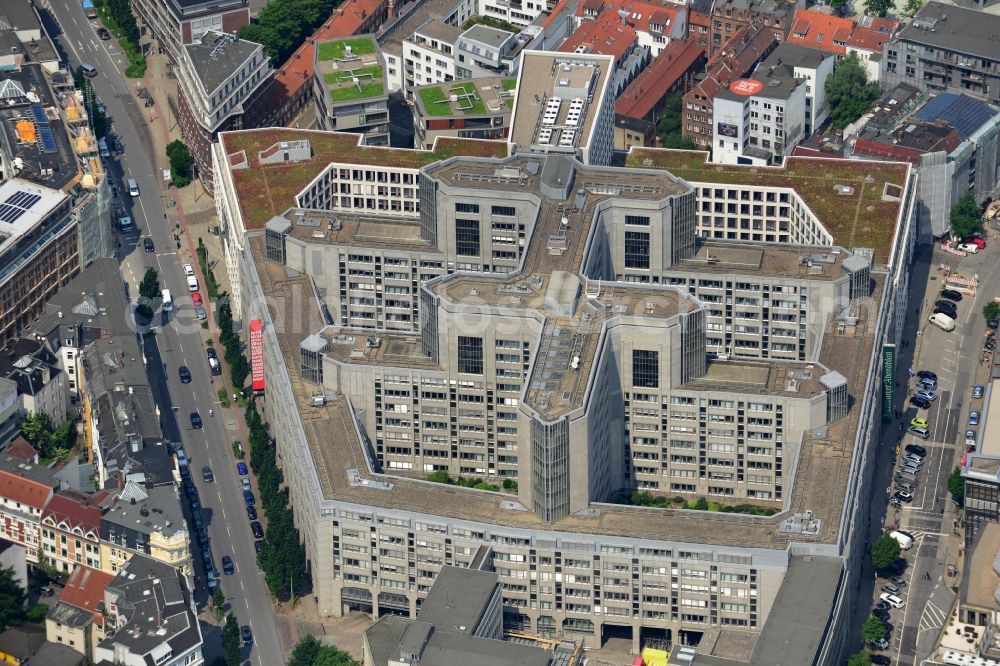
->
250;319;264;394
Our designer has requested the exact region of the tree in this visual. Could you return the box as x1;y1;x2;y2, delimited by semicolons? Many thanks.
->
870;533;901;570
26;603;48;624
0;567;26;630
139;267;161;300
950;191;982;240
903;0;923;14
948;466;965;505
847;650;872;666
211;587;226;622
655;94;700;150
222;612;242;666
864;0;892;16
166;140;194;187
18;412;53;451
984;301;1000;324
288;635;360;666
861;615;887;643
825;52;881;128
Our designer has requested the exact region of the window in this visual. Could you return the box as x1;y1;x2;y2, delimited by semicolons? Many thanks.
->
625;214;650;226
632;349;659;389
456;202;479;213
456;219;480;256
624;231;650;269
457;336;484;375
492;205;516;216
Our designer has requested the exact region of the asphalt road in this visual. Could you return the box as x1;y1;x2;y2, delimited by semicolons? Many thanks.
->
852;239;1000;665
37;4;285;664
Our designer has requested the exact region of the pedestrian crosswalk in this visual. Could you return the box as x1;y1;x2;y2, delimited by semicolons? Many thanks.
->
919;599;947;633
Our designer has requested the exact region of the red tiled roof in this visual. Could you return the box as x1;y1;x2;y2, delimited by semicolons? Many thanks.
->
559;12;638;63
41;490;109;536
59;565;114;616
576;0;683;34
687;19;777;103
788;9;897;55
616;38;704;119
5;438;37;464
0;469;53;511
541;0;573;28
270;0;388;106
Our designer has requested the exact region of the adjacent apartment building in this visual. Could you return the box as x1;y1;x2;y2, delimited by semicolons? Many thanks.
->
130;0;250;64
885;2;1000;107
412;77;515;149
213;109;916;661
175;31;272;194
313;35;390;144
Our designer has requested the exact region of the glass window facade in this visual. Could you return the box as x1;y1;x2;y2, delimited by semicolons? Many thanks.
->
632;349;659;388
457;336;484;375
625;231;650;269
456;219;480;257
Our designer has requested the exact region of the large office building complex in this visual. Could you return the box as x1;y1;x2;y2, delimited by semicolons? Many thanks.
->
214;108;915;661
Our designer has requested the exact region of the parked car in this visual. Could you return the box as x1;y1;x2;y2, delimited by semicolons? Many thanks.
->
915;390;937;402
183;263;195;276
246;505;257;520
967;430;978;448
910;395;930;410
969;237;987;249
241;478;251;491
236;461;248;475
917;370;937;382
870;637;890;650
933;303;958;317
871;655;892;665
893;491;913;503
970;410;981;425
254;540;263;556
908;426;930;439
872;608;890;621
940;289;964;302
202;466;213;483
917;377;937;391
974;384;985;399
905;443;927;457
207;347;218;360
889;576;906;587
909;417;929;429
989;318;999;330
250;521;263;539
243;489;255;506
97;27;110;40
192;293;202;307
194;305;207;320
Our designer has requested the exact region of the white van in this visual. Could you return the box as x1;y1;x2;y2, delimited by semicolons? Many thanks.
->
81;63;97;78
186;275;199;292
161;289;173;311
127;178;140;197
880;592;904;609
889;530;913;551
929;312;955;332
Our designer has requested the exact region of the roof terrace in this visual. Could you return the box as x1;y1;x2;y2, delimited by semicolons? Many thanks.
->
315;35;386;104
626;148;910;263
415;78;516;118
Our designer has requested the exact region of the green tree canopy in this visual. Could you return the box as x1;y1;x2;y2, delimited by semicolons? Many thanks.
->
863;0;892;16
948;466;965;504
826;52;881;128
139;267;161;300
870;533;901;570
288;635;360;666
166;140;194;188
985;301;1000;324
0;566;26;630
656;94;698;149
950;191;982;240
238;0;338;64
222;612;241;666
861;615;887;642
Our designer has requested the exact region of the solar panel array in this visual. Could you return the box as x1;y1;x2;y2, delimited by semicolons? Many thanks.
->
0;190;43;224
30;104;58;153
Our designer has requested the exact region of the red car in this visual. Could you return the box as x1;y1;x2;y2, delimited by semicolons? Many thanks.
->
192;292;202;307
971;237;987;249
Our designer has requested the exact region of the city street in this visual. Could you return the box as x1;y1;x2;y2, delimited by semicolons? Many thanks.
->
855;236;1000;666
36;3;285;664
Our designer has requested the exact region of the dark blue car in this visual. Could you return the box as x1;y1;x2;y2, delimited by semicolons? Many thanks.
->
243;489;255;506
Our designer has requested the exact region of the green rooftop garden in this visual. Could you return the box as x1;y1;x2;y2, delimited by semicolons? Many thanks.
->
501;78;516;91
223;130;507;229
626;148;910;263
317;36;377;61
462;15;518;34
419;83;488;116
323;65;384;101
